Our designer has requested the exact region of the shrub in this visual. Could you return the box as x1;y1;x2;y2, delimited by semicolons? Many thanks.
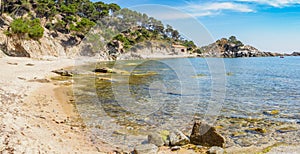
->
28;25;44;40
9;18;44;40
10;18;28;35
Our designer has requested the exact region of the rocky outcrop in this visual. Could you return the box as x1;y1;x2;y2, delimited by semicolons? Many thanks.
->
291;52;300;56
200;36;281;58
190;121;225;148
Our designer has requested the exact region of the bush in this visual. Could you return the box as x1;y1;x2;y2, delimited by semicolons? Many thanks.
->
28;25;44;39
9;18;44;40
10;19;28;35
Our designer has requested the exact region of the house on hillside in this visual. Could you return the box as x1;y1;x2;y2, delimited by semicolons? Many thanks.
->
171;44;187;53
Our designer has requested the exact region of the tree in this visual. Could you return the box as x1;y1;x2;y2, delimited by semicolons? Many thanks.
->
171;30;180;40
108;3;120;13
228;36;243;47
229;36;237;43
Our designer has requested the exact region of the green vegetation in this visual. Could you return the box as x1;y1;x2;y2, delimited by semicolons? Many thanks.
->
2;0;118;39
9;18;44;40
1;0;198;54
228;36;244;47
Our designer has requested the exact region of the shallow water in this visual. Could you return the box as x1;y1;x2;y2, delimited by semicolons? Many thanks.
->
72;57;300;149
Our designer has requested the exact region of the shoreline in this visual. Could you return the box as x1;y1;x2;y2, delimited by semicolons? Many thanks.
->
0;56;299;153
0;56;108;153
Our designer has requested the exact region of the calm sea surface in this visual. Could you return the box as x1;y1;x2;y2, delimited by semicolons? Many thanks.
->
73;56;300;147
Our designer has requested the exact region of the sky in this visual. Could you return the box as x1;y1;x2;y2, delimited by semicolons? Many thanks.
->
95;0;300;53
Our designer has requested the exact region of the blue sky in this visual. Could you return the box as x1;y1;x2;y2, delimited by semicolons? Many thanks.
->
96;0;300;53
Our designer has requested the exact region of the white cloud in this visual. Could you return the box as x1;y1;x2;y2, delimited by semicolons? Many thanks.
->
236;0;300;7
179;2;254;18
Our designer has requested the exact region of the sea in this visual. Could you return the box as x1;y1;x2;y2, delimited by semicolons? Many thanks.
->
72;56;300;149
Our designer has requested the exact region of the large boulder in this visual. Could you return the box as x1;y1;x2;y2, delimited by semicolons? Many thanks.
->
190;121;225;148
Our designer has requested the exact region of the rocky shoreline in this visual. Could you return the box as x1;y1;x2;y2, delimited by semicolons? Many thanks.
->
0;56;299;153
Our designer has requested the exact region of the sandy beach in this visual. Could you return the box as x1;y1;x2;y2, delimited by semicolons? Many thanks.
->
0;56;107;153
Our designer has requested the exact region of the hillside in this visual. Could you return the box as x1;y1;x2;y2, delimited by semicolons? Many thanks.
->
0;0;197;59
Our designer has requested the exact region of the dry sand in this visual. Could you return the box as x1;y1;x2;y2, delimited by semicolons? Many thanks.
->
0;56;109;153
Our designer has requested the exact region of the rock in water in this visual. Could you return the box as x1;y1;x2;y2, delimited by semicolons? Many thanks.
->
93;67;114;73
208;146;224;154
190;121;225;147
52;69;75;76
133;144;158;154
148;133;164;147
169;130;190;146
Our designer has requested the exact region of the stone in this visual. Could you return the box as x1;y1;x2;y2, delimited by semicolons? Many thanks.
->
169;130;190;146
190;121;225;148
52;69;75;77
208;146;224;154
133;144;158;154
25;63;34;66
148;133;164;147
171;146;181;151
93;67;114;73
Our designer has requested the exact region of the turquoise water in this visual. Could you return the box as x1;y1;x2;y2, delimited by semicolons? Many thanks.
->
73;56;300;148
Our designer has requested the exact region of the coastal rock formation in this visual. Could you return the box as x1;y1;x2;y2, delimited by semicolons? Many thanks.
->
200;36;281;58
291;52;300;56
190;121;225;147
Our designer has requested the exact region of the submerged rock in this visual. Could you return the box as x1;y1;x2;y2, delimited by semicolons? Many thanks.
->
133;144;158;154
148;133;164;147
190;121;225;147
